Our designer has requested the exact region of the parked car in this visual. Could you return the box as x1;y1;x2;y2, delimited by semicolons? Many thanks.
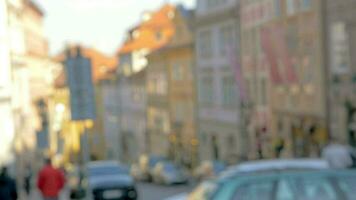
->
86;161;138;200
131;155;166;181
210;169;356;200
194;161;226;181
152;161;188;185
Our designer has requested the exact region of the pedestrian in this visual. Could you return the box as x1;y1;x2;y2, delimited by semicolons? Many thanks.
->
322;138;353;169
0;166;18;200
274;138;285;158
37;158;65;200
23;164;32;196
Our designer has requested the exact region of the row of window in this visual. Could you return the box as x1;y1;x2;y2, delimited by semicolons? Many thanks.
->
147;61;192;95
284;0;312;16
199;76;238;107
147;73;167;95
197;24;235;59
203;0;228;10
199;75;269;107
246;77;268;106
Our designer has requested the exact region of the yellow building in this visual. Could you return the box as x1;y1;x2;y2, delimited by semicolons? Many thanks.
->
147;6;197;167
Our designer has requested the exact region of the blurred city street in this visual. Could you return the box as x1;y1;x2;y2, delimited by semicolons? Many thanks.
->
1;0;356;199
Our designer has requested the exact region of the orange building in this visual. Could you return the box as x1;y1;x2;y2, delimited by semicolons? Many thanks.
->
118;4;176;75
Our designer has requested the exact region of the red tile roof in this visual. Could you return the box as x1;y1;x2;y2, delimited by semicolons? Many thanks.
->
118;4;176;54
54;45;118;88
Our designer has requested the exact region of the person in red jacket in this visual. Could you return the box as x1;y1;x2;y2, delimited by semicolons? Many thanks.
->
37;158;65;200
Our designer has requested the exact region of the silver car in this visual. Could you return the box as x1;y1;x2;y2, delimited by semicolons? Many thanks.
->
152;161;188;185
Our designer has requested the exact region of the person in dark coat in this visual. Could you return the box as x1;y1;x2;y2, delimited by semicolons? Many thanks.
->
0;167;18;200
23;165;32;196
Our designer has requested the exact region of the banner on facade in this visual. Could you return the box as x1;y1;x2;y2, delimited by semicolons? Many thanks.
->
260;25;298;84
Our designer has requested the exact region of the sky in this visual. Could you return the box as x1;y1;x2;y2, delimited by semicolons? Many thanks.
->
34;0;195;56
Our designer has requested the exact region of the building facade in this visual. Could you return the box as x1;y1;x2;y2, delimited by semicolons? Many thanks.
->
195;0;242;163
117;4;176;163
241;0;329;157
116;70;147;163
0;0;16;165
326;0;356;146
147;6;198;167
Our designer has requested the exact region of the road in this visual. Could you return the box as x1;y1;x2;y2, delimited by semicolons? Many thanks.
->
25;182;193;200
137;182;193;200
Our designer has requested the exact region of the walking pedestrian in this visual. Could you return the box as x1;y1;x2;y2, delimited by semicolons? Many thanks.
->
37;158;65;200
23;164;32;197
0;166;18;200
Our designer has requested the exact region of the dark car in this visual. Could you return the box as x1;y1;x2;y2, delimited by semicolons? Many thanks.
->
86;161;137;200
199;169;356;200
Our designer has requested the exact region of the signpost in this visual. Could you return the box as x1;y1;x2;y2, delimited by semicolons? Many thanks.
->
65;48;96;121
65;47;96;164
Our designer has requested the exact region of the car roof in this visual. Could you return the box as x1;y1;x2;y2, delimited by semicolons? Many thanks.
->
220;169;356;184
220;159;329;179
237;159;329;171
87;160;121;169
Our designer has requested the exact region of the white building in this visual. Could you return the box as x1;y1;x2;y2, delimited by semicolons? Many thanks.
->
0;0;16;165
195;0;242;163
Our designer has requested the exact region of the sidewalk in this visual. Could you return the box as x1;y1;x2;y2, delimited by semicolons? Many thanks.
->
20;188;69;200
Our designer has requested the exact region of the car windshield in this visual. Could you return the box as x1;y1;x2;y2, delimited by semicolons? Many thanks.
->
88;166;129;177
149;157;165;168
213;172;356;200
164;163;178;173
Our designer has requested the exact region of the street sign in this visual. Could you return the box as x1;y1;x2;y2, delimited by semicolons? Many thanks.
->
65;47;96;121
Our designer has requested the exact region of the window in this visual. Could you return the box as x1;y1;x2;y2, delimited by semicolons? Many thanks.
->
300;0;311;10
286;0;296;15
131;87;143;103
260;77;267;106
222;76;237;107
198;30;213;58
199;76;214;104
172;62;184;81
330;22;350;75
219;25;234;55
174;102;185;122
147;73;167;95
274;0;281;17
